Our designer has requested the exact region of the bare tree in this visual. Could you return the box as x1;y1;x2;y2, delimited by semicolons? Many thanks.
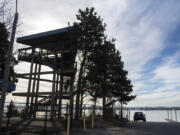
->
0;0;14;31
0;0;22;52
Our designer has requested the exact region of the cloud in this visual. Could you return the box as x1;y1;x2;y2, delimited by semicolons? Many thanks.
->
129;50;180;106
128;90;180;106
17;0;91;35
8;0;180;106
152;51;180;91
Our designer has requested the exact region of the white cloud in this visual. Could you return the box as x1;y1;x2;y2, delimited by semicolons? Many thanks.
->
128;90;180;107
128;50;180;106
152;51;180;91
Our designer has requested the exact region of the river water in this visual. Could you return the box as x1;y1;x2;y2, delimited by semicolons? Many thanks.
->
124;110;180;122
91;109;180;122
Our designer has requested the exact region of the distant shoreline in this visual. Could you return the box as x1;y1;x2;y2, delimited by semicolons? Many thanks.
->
4;102;180;110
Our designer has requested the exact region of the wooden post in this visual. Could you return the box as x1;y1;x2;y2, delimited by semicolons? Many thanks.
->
50;71;56;119
34;63;41;119
6;100;13;129
69;76;74;125
167;109;169;119
26;48;35;115
58;44;64;118
92;112;94;128
50;53;57;119
67;115;70;135
43;104;48;133
129;109;131;121
30;63;38;117
175;110;177;122
65;103;69;130
55;74;59;117
83;114;86;131
58;73;63;118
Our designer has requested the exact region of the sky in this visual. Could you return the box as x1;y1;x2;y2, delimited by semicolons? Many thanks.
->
7;0;180;107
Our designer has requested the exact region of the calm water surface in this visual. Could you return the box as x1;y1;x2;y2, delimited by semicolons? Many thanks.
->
85;109;180;122
128;110;180;122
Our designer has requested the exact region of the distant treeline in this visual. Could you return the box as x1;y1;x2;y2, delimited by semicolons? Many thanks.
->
123;107;180;110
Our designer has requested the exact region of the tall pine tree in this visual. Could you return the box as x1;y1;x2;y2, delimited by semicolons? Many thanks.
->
0;22;9;80
72;7;106;119
0;22;18;87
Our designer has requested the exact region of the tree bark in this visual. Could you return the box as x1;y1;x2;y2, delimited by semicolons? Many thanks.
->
79;91;83;117
120;101;123;119
75;50;87;119
103;95;106;119
93;97;97;115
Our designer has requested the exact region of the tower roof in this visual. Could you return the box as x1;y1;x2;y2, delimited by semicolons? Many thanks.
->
17;27;72;51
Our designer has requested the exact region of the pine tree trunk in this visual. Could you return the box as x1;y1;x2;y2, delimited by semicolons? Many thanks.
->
103;95;106;119
75;51;87;119
79;92;84;117
120;101;123;119
93;97;97;115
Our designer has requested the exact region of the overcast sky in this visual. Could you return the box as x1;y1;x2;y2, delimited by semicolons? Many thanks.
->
9;0;180;107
